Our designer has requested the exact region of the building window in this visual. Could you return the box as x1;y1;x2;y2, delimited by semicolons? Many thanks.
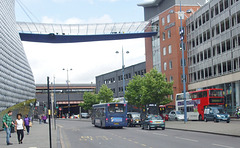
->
168;30;171;38
212;27;215;37
162;17;165;26
167;14;170;23
220;0;224;13
224;0;229;9
164;62;167;71
215;4;219;15
168;45;172;54
222;41;226;53
163;47;166;56
225;18;230;30
180;59;186;67
170;76;173;82
162;32;165;40
211;7;214;18
169;61;172;69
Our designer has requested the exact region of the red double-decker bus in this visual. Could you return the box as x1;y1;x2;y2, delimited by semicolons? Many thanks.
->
176;89;224;121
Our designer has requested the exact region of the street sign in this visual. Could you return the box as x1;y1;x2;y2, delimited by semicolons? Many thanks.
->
178;11;185;19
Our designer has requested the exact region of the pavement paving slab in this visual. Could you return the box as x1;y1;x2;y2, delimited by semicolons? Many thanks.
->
0;120;57;148
166;120;240;137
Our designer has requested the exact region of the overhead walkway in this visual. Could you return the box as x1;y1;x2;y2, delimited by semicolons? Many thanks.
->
16;21;157;43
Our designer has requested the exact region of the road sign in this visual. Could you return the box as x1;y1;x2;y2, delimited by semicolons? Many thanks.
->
178;11;185;19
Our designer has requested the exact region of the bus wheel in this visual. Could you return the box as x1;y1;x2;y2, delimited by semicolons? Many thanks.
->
199;115;202;121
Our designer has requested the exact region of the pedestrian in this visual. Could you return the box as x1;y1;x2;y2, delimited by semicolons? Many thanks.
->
15;114;25;144
2;110;15;145
24;114;31;135
38;115;42;124
42;115;47;123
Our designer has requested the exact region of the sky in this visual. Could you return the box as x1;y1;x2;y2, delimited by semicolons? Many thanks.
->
15;0;154;84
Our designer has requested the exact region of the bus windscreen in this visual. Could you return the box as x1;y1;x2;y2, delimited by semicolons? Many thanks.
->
108;104;125;113
209;90;223;97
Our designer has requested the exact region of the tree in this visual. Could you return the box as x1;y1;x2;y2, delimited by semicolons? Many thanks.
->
98;84;114;103
125;68;173;106
79;92;99;111
125;75;143;108
141;69;173;106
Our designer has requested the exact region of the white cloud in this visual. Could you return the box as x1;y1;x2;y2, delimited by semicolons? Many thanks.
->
41;14;112;24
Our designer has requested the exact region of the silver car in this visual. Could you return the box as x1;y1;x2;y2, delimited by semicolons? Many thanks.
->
168;110;184;121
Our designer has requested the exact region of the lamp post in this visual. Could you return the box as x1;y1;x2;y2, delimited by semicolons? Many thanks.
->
178;1;192;123
116;47;129;103
62;68;72;118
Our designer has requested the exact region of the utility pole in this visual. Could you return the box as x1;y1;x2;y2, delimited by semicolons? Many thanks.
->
47;77;52;148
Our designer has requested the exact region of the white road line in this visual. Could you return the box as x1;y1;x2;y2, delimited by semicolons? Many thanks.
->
153;133;168;137
212;143;234;148
175;136;198;142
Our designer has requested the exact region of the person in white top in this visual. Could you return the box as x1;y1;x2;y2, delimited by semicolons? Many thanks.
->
15;114;25;144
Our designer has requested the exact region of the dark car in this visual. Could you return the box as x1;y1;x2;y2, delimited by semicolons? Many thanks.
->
142;115;165;130
204;106;230;123
127;112;141;127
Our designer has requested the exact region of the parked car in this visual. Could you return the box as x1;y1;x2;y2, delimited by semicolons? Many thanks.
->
127;112;141;127
81;113;90;118
204;106;230;123
142;115;165;130
168;110;184;121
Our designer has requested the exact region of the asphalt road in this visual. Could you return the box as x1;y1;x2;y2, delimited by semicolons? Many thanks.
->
57;120;239;148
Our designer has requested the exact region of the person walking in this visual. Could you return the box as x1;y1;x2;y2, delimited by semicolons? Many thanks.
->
42;115;47;124
2;110;15;145
24;114;31;135
15;114;25;144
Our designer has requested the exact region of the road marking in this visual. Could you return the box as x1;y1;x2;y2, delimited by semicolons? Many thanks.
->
212;143;234;148
175;137;198;142
141;144;147;147
57;124;63;128
128;139;132;142
153;133;168;137
134;141;139;144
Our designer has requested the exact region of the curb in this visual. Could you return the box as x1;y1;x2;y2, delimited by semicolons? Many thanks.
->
166;127;240;138
57;119;91;122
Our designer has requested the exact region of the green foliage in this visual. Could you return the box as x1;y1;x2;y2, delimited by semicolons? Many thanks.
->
98;84;114;103
125;69;173;106
125;75;143;108
79;92;99;111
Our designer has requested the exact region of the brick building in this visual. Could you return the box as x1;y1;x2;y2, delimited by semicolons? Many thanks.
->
138;0;205;105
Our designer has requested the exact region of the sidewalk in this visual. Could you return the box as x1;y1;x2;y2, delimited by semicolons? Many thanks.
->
166;120;240;137
0;121;58;148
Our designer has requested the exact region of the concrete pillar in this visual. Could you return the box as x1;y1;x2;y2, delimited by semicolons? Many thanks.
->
235;81;240;107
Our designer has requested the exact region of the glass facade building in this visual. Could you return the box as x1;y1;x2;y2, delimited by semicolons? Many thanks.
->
0;0;35;112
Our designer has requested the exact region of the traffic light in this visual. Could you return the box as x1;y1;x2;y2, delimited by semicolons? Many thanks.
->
179;29;184;41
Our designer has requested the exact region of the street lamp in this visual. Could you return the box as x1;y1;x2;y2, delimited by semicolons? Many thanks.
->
62;68;72;118
178;1;192;123
116;47;129;103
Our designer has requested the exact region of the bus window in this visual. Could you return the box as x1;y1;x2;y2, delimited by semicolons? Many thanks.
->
203;91;207;97
108;104;125;113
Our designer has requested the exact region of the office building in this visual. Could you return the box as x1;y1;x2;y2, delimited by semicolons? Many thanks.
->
96;62;146;99
186;0;240;114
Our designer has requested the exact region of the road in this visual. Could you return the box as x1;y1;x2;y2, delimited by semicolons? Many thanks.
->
57;120;239;148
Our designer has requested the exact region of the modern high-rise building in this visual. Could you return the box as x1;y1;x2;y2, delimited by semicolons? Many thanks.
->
0;0;35;112
138;0;205;105
186;0;240;114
